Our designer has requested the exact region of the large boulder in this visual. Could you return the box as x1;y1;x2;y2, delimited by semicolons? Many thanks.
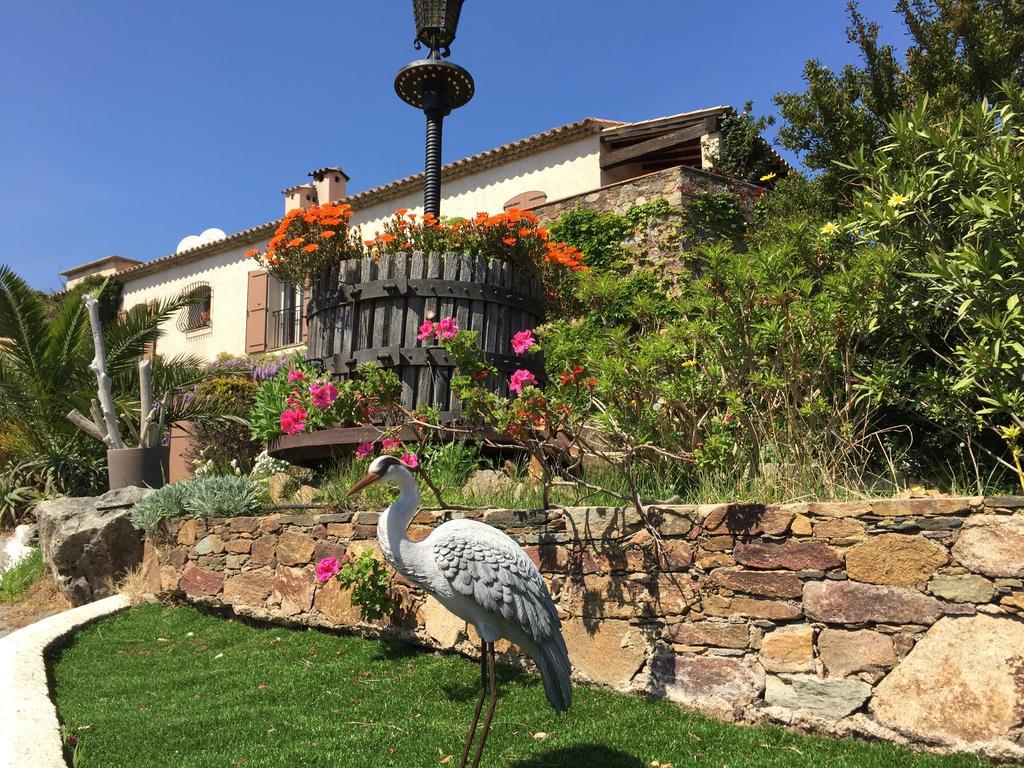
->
871;615;1024;748
36;487;152;606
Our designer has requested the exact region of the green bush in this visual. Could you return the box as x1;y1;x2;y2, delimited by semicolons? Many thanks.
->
335;551;395;622
130;483;189;535
182;475;267;518
549;207;632;271
846;86;1024;486
187;375;261;475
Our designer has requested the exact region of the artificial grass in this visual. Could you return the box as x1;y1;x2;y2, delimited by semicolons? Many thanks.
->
0;548;45;604
49;605;995;768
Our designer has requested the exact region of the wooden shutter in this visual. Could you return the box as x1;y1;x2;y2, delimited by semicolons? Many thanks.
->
246;270;269;353
503;190;547;211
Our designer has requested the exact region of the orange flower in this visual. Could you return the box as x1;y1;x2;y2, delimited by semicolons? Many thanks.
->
408;213;417;220
379;233;397;244
503;237;516;245
395;208;409;216
302;243;319;252
321;230;336;239
364;238;377;247
245;248;259;258
287;237;305;247
518;228;533;237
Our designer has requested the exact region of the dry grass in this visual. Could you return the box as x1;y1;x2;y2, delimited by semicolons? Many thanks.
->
0;573;70;638
116;564;155;606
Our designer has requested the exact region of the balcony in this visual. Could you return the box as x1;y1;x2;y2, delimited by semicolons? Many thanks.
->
270;305;305;350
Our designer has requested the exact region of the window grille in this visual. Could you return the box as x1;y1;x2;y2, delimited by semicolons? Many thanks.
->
177;282;212;332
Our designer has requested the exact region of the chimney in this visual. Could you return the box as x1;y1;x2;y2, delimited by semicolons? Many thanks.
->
309;167;349;205
282;183;316;214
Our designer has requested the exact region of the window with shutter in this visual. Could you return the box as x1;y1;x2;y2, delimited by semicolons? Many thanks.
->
503;190;547;211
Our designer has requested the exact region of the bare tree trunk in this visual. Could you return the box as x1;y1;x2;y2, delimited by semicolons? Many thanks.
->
66;408;107;442
84;295;124;449
138;359;154;447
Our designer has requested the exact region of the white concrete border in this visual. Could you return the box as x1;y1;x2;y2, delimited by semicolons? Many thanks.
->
0;595;130;768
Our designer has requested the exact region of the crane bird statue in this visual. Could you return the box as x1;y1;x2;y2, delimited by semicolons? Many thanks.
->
347;455;572;768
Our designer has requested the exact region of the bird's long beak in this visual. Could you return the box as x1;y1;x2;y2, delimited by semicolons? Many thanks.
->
347;471;382;498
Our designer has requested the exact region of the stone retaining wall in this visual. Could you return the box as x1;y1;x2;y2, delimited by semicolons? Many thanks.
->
145;496;1024;761
532;164;753;223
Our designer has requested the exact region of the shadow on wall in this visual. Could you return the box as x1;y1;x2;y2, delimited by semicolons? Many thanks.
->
510;745;644;768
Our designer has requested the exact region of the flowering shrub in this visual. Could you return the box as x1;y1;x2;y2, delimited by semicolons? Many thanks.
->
363;208;586;276
249;358;405;442
248;202;363;285
316;550;395;621
250;358;360;442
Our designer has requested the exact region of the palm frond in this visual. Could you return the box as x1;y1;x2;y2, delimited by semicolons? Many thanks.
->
104;289;198;375
0;265;50;381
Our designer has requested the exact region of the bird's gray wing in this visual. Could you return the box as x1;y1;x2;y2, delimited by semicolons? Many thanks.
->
432;523;561;645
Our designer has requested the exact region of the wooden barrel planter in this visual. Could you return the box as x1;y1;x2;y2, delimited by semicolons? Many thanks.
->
269;252;543;460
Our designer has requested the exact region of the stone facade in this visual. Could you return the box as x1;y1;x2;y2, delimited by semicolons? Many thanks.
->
533;165;749;223
146;495;1024;761
533;165;759;285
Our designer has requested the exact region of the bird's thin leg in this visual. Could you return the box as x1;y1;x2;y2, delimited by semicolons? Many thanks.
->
471;642;499;768
458;639;489;768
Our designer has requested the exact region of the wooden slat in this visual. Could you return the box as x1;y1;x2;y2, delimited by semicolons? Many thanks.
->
495;261;512;397
440;254;460;412
357;257;375;357
389;253;408;387
600;123;708;170
403;252;425;407
417;253;442;407
337;259;360;376
602;111;722;143
371;253;390;353
470;254;487;336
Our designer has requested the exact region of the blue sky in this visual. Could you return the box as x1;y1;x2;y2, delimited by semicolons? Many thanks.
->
1;1;908;291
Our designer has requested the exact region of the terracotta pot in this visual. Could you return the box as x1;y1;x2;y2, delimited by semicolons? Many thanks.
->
107;446;170;490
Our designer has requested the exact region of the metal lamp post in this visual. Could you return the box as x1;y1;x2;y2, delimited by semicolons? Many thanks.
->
395;0;474;218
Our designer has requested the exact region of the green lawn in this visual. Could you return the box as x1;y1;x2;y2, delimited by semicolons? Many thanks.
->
0;548;45;603
49;605;995;768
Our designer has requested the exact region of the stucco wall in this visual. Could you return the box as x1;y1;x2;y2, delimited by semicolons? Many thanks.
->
118;134;603;360
120;241;267;360
148;495;1024;761
352;134;602;235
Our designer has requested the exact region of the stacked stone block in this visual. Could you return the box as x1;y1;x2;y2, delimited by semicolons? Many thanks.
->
145;495;1024;760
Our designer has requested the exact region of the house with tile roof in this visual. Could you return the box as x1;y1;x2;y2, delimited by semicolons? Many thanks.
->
60;105;786;361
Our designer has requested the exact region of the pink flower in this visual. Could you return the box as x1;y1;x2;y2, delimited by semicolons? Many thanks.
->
315;557;341;583
287;367;305;382
509;369;537;394
310;381;338;409
381;437;401;449
400;452;419;468
435;316;459;340
279;405;308;435
417;319;434;341
511;329;536;356
355;442;374;459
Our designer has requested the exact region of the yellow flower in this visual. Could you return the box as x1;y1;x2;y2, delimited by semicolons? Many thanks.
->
888;193;910;207
820;222;840;235
681;359;697;368
759;172;776;182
